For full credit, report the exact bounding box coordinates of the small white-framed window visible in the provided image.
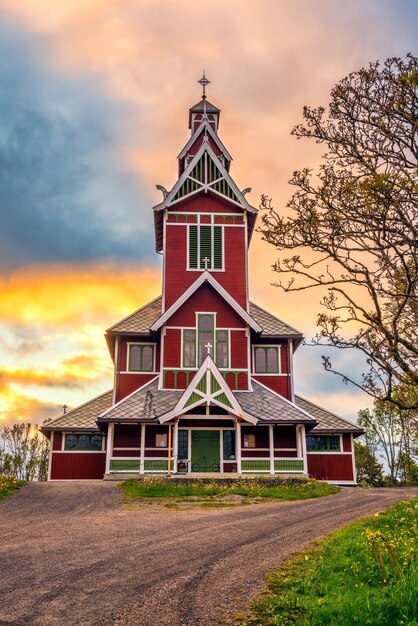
[306,436,341,452]
[254,346,280,374]
[128,344,155,372]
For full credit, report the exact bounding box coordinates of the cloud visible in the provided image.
[0,19,157,271]
[0,262,161,326]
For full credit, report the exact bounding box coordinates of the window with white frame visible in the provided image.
[183,329,196,367]
[188,224,223,270]
[254,346,280,373]
[306,435,341,452]
[182,317,230,368]
[128,344,154,372]
[64,433,103,451]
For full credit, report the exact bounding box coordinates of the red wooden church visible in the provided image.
[42,76,362,483]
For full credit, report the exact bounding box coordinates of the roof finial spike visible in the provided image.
[198,70,210,100]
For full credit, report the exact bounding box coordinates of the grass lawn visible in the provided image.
[119,477,338,508]
[0,475,26,501]
[236,497,418,626]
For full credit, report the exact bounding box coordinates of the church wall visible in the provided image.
[252,375,291,400]
[116,374,157,402]
[166,284,245,328]
[164,222,247,308]
[50,452,106,480]
[307,453,354,482]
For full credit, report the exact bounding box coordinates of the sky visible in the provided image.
[1,0,417,427]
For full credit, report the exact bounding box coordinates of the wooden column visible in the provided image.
[236,420,242,474]
[173,420,179,474]
[300,425,308,474]
[105,423,114,474]
[140,423,146,474]
[269,425,275,474]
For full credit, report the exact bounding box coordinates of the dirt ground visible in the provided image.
[1,482,417,626]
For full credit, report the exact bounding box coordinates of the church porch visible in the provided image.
[104,420,307,477]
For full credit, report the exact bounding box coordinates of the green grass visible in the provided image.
[0,475,26,501]
[119,477,339,502]
[236,498,418,626]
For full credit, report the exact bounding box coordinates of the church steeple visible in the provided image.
[188,72,220,133]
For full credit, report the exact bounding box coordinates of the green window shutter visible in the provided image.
[213,226,223,269]
[189,225,198,268]
[199,225,212,269]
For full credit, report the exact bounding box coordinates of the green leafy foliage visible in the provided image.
[120,477,338,502]
[0,475,26,500]
[237,499,418,626]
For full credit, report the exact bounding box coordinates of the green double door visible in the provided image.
[191,430,220,473]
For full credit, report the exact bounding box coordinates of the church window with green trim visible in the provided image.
[188,224,223,270]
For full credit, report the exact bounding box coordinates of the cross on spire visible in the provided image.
[202,256,210,270]
[205,341,213,355]
[198,71,210,100]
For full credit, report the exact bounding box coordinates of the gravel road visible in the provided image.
[1,482,417,626]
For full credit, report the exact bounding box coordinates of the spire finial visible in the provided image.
[198,70,210,100]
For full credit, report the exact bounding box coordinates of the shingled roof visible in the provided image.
[106,296,162,334]
[295,395,364,436]
[249,302,303,343]
[98,378,183,423]
[235,381,317,427]
[41,390,113,433]
[106,295,303,344]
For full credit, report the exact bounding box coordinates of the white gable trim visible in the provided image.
[177,120,233,161]
[159,355,257,424]
[153,140,257,214]
[150,271,262,333]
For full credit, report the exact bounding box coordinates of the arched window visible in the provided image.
[198,314,214,364]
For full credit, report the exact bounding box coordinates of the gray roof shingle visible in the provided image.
[249,302,303,339]
[43,390,113,432]
[106,295,302,341]
[295,395,363,435]
[107,296,162,334]
[235,381,317,425]
[99,379,183,422]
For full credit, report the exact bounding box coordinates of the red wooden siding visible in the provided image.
[230,331,248,369]
[187,133,223,158]
[343,434,352,452]
[164,222,247,308]
[116,374,156,402]
[167,284,246,328]
[274,426,297,448]
[163,328,182,368]
[50,453,106,480]
[52,432,62,450]
[113,425,140,447]
[145,425,169,447]
[240,426,269,448]
[252,375,291,400]
[307,454,354,481]
[180,419,235,427]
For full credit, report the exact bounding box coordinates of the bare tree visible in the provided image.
[0,423,50,481]
[260,54,418,409]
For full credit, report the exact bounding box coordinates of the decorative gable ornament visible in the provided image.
[154,141,257,212]
[159,354,257,424]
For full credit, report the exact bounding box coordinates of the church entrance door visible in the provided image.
[191,430,220,473]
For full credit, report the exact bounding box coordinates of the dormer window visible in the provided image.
[188,224,223,270]
[128,343,155,372]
